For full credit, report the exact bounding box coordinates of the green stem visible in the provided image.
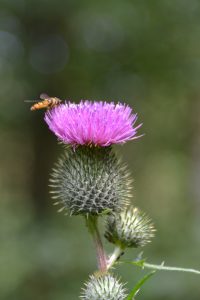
[121,259,200,275]
[85,215,107,272]
[107,245,124,270]
[143,262,200,275]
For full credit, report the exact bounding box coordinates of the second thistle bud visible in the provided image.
[81,273,127,300]
[105,206,155,248]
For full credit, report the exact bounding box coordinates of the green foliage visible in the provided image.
[126,271,156,300]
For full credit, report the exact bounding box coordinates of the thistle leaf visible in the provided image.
[126,271,156,300]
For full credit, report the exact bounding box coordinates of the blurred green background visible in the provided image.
[1,0,200,299]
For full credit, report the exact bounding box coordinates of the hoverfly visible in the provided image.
[30,93,62,111]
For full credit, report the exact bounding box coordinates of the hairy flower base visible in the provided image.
[50,146,132,215]
[105,207,155,248]
[81,273,127,300]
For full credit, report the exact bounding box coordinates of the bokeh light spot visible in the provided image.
[29,35,69,74]
[0,30,24,62]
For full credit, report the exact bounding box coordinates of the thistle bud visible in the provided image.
[105,207,155,248]
[50,146,132,215]
[80,273,127,300]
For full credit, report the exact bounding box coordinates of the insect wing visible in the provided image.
[40,93,51,100]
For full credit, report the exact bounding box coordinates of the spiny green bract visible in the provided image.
[105,206,155,248]
[49,146,132,215]
[80,273,127,300]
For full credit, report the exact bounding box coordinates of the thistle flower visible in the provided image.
[81,273,127,300]
[50,146,132,215]
[105,207,155,248]
[45,101,142,147]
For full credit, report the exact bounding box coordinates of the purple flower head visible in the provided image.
[44,101,142,147]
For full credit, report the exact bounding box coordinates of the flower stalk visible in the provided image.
[107,245,124,270]
[85,215,107,272]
